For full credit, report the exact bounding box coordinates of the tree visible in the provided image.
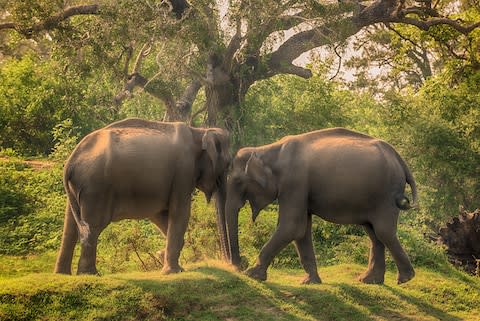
[346,3,480,92]
[1,0,479,134]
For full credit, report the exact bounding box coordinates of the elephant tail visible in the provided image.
[381,141,418,210]
[64,166,90,245]
[399,159,418,210]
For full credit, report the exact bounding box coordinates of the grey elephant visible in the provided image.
[225,128,417,284]
[55,118,230,275]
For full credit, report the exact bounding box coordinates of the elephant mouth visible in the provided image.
[197,173,226,203]
[215,175,224,190]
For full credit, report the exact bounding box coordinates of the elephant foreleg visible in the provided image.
[246,201,308,281]
[294,214,321,284]
[150,212,169,265]
[162,195,191,274]
[54,203,78,274]
[358,223,386,284]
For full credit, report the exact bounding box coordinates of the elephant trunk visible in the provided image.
[214,175,230,261]
[226,194,241,268]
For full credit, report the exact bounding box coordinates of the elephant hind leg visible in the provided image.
[76,203,108,274]
[55,203,79,274]
[358,223,386,284]
[371,209,415,284]
[77,225,105,275]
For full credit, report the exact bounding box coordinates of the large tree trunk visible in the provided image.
[204,53,239,130]
[438,207,480,276]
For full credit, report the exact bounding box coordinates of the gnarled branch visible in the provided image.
[393,17,480,35]
[0,5,99,37]
[264,17,361,79]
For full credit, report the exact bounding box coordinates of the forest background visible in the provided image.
[0,1,480,320]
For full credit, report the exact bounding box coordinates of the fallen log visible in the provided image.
[438,206,480,276]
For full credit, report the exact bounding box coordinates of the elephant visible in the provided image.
[225,128,418,285]
[54,118,230,275]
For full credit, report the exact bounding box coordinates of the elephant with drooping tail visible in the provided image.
[55,118,230,275]
[225,128,417,284]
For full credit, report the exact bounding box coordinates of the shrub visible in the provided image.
[0,158,64,255]
[98,220,164,274]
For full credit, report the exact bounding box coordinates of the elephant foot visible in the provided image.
[301,274,322,285]
[358,270,385,284]
[77,261,99,275]
[162,265,184,274]
[77,268,99,275]
[245,266,267,281]
[397,268,415,284]
[54,265,72,275]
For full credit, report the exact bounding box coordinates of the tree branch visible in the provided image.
[401,7,439,18]
[0,5,99,37]
[265,17,361,78]
[133,43,152,73]
[176,80,202,117]
[0,1,189,37]
[273,64,313,78]
[392,16,480,35]
[223,19,242,72]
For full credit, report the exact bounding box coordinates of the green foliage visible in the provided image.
[380,69,480,229]
[346,8,480,92]
[0,158,64,255]
[0,159,32,225]
[240,73,348,146]
[97,220,164,274]
[0,55,115,156]
[50,119,80,161]
[0,55,64,155]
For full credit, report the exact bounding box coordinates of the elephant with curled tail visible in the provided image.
[55,118,230,275]
[225,128,417,285]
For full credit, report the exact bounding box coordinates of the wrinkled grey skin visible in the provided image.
[55,118,230,275]
[226,128,417,285]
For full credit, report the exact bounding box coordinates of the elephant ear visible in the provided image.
[245,152,271,189]
[202,130,218,174]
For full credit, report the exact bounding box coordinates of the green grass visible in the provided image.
[1,256,479,321]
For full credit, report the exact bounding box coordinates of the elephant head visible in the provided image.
[195,128,230,201]
[193,127,231,260]
[225,149,278,267]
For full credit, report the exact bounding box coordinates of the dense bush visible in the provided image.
[0,157,64,255]
[0,55,116,156]
[0,159,33,225]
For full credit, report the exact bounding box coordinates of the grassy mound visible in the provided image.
[1,258,479,321]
